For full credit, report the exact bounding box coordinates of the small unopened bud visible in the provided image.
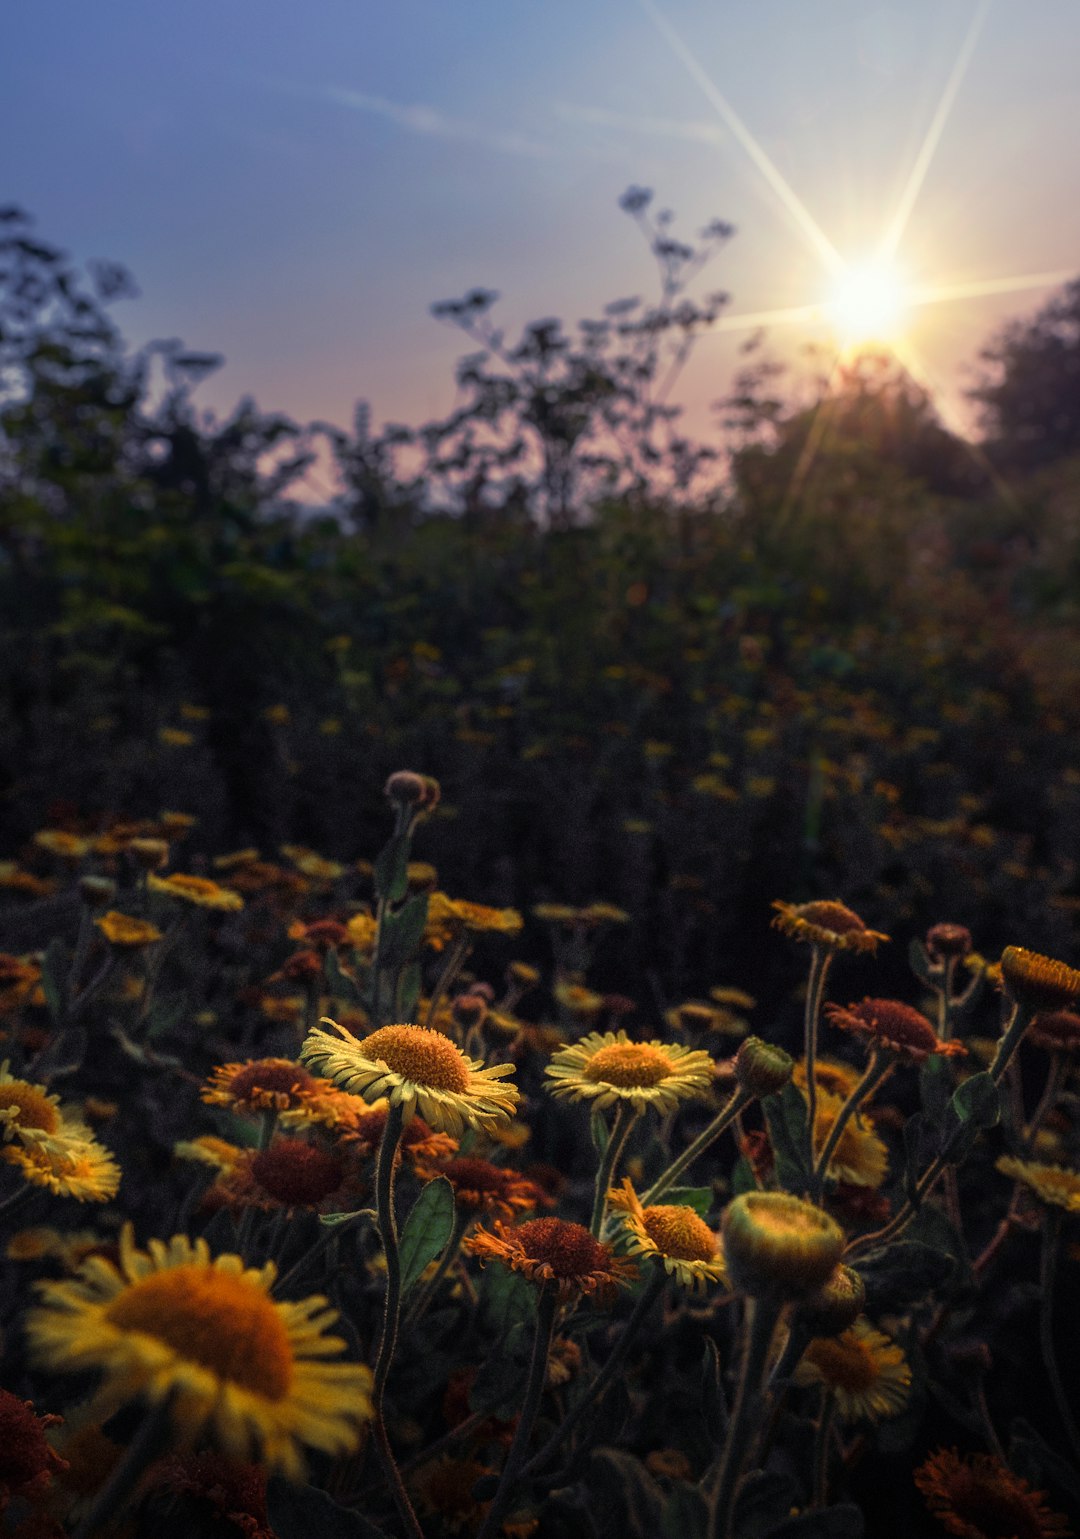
[452,993,489,1030]
[722,1192,844,1302]
[507,961,541,989]
[796,1263,865,1338]
[78,874,117,909]
[128,837,169,871]
[735,1036,794,1099]
[925,923,973,963]
[384,771,427,805]
[419,775,442,812]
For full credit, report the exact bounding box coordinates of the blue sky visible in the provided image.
[6,0,1079,469]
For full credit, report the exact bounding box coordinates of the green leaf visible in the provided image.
[324,947,361,1003]
[267,1478,389,1538]
[468,1319,531,1415]
[733,1471,798,1539]
[318,1207,375,1227]
[145,991,189,1041]
[587,1448,664,1534]
[700,1336,727,1443]
[378,891,430,970]
[949,1071,1000,1129]
[662,1484,708,1539]
[664,1186,714,1216]
[731,1155,757,1196]
[762,1083,810,1192]
[479,1257,538,1337]
[856,1240,954,1310]
[373,832,410,904]
[397,959,423,1021]
[41,936,67,1024]
[399,1176,456,1295]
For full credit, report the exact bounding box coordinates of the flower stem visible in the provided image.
[272,1208,372,1297]
[810,1050,890,1201]
[1039,1208,1080,1464]
[72,1394,174,1539]
[707,1296,784,1539]
[590,1102,638,1237]
[811,1389,837,1508]
[989,1002,1034,1085]
[475,1286,558,1539]
[1023,1056,1064,1154]
[523,1266,667,1478]
[803,947,832,1185]
[642,1090,751,1206]
[371,1101,425,1539]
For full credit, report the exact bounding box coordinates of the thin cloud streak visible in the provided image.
[552,100,725,145]
[319,85,552,159]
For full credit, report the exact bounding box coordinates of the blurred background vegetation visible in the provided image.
[4,198,1080,1013]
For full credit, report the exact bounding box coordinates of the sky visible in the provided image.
[6,0,1080,492]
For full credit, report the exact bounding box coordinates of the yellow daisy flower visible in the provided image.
[811,1089,889,1190]
[147,873,244,912]
[544,1030,714,1115]
[425,893,524,936]
[4,1131,120,1202]
[25,1226,373,1479]
[608,1180,727,1292]
[94,911,164,947]
[996,1156,1080,1212]
[771,900,889,954]
[300,1019,519,1137]
[794,1318,911,1422]
[792,1057,865,1101]
[0,1062,66,1147]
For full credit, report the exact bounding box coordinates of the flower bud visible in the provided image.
[384,771,427,805]
[796,1263,865,1337]
[128,837,169,871]
[735,1037,794,1099]
[925,923,972,963]
[1000,946,1080,1012]
[722,1191,844,1301]
[78,874,117,910]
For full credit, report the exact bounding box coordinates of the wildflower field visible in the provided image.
[3,215,1080,1538]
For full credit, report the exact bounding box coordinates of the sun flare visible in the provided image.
[827,261,909,347]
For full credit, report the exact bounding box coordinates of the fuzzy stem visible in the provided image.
[989,1002,1034,1084]
[1023,1056,1064,1155]
[802,946,832,1187]
[272,1208,371,1297]
[707,1296,783,1539]
[371,1101,425,1539]
[475,1286,558,1539]
[424,933,471,1035]
[523,1266,667,1478]
[590,1102,639,1237]
[642,1090,751,1206]
[811,1050,890,1200]
[811,1390,838,1509]
[1039,1208,1080,1463]
[72,1395,174,1539]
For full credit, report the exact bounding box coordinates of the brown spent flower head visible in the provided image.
[1028,1009,1080,1056]
[151,1452,272,1539]
[1000,946,1080,1013]
[148,872,244,911]
[301,1019,519,1137]
[0,1388,67,1516]
[925,924,974,963]
[247,1140,348,1210]
[95,911,164,948]
[735,1037,794,1099]
[722,1192,844,1301]
[825,998,966,1064]
[429,1155,542,1220]
[914,1448,1071,1539]
[413,1454,493,1533]
[772,900,889,954]
[466,1217,636,1303]
[203,1059,327,1118]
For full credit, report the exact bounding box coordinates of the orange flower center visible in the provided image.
[584,1042,673,1089]
[515,1218,610,1279]
[360,1025,471,1093]
[642,1205,717,1262]
[804,1332,878,1393]
[0,1083,60,1136]
[105,1266,293,1399]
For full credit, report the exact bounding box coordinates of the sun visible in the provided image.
[827,261,909,347]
